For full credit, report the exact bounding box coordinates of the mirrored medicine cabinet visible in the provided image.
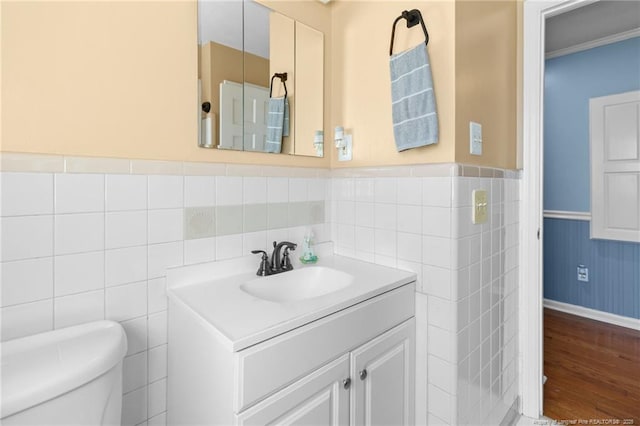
[197,0,324,157]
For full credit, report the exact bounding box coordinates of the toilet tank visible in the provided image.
[0,321,128,425]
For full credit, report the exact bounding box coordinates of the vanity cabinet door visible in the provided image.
[236,354,350,426]
[350,318,415,426]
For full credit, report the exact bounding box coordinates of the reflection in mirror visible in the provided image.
[198,0,324,157]
[243,1,275,153]
[198,0,244,150]
[263,10,295,155]
[293,21,324,157]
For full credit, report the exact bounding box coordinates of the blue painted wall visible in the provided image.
[543,38,640,318]
[543,218,640,319]
[544,37,640,212]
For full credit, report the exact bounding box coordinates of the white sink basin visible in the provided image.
[240,266,354,303]
[168,252,417,350]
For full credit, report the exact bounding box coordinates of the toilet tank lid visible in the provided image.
[0,320,128,419]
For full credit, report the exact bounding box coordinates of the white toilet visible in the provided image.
[1,320,128,425]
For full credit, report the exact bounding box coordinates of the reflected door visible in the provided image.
[244,83,269,152]
[219,80,244,150]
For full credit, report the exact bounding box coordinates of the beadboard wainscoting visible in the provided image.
[331,166,521,425]
[543,217,640,321]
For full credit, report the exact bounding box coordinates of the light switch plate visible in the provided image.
[472,189,488,224]
[470,121,482,155]
[338,135,352,162]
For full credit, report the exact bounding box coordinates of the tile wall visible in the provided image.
[0,154,521,426]
[331,165,520,425]
[0,158,330,426]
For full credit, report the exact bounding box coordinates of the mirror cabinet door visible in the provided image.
[242,0,272,152]
[294,21,324,157]
[198,0,244,150]
[199,0,324,157]
[264,11,295,154]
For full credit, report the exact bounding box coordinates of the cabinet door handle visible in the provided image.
[359,369,368,380]
[342,377,351,389]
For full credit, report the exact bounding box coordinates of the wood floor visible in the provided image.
[544,308,640,424]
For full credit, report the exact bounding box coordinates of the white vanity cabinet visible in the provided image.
[350,319,415,425]
[237,353,350,425]
[238,318,415,426]
[166,255,417,426]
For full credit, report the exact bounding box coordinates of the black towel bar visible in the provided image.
[269,72,288,98]
[389,9,429,56]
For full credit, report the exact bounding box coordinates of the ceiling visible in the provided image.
[198,0,270,59]
[545,1,640,53]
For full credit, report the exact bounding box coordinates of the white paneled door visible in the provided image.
[590,90,640,242]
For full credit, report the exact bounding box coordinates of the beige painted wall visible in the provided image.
[329,0,518,169]
[245,52,270,88]
[2,1,197,160]
[1,0,518,169]
[1,0,330,168]
[330,1,456,168]
[454,0,517,169]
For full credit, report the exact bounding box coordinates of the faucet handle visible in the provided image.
[281,245,296,271]
[251,250,272,276]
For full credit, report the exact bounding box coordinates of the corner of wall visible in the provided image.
[516,0,524,170]
[454,0,518,170]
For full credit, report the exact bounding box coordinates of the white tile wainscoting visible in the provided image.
[331,167,521,425]
[0,157,331,426]
[0,153,520,426]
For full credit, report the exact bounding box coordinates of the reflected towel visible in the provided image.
[389,43,438,151]
[265,97,290,153]
[283,99,290,137]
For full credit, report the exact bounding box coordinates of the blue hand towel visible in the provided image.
[389,43,438,151]
[265,97,289,153]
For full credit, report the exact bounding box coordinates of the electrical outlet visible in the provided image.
[577,265,589,282]
[470,121,482,155]
[472,189,488,224]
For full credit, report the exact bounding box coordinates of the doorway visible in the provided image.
[522,0,640,421]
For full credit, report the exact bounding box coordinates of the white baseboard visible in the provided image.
[544,299,640,331]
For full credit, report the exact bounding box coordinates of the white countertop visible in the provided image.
[166,252,416,352]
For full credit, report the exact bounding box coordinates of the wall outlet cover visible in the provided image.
[472,189,488,224]
[577,265,589,282]
[470,121,482,156]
